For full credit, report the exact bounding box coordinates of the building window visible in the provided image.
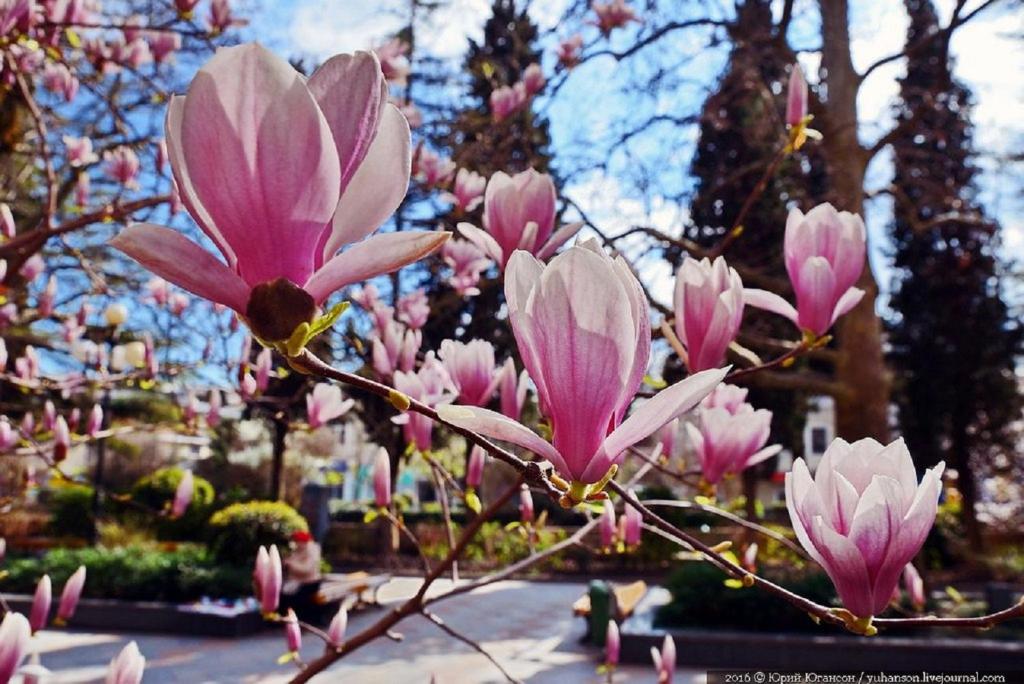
[811,427,828,455]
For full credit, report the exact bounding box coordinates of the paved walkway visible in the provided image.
[29,578,704,683]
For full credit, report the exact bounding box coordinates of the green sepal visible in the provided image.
[363,509,379,524]
[465,489,482,514]
[643,374,667,389]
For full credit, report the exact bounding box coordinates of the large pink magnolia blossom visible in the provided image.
[0,612,30,683]
[685,383,781,485]
[438,241,726,502]
[785,438,944,622]
[457,169,582,269]
[438,339,499,407]
[110,44,447,351]
[673,256,744,372]
[745,204,866,338]
[306,383,354,429]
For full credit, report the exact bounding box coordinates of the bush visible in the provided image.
[656,561,837,633]
[129,467,216,540]
[48,482,96,539]
[1,545,251,602]
[207,500,307,563]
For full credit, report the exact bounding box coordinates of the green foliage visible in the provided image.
[1,545,251,602]
[657,561,837,633]
[207,500,307,563]
[422,521,568,571]
[129,467,215,540]
[48,482,96,539]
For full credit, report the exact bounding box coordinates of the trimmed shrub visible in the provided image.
[48,482,96,539]
[207,500,307,563]
[129,467,215,540]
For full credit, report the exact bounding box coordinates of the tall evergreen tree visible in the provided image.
[887,0,1023,548]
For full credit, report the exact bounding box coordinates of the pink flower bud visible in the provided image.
[147,31,181,64]
[53,416,70,462]
[592,0,640,35]
[743,543,758,573]
[651,634,675,683]
[373,447,392,508]
[786,63,808,127]
[56,566,86,622]
[519,485,534,524]
[0,421,14,450]
[106,640,145,684]
[556,35,584,69]
[21,412,34,436]
[0,203,13,239]
[522,63,545,95]
[29,574,51,633]
[0,612,30,683]
[255,348,273,392]
[283,608,302,653]
[171,470,193,518]
[20,254,44,282]
[673,257,744,372]
[490,83,527,122]
[604,619,620,667]
[327,605,347,649]
[240,372,257,398]
[43,400,56,431]
[498,359,529,421]
[208,0,237,34]
[86,403,103,438]
[254,545,282,615]
[786,438,944,620]
[205,390,221,428]
[174,0,201,15]
[75,172,90,207]
[903,563,925,610]
[623,493,642,547]
[466,445,486,489]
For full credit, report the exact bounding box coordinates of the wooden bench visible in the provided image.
[572,579,647,622]
[317,571,391,608]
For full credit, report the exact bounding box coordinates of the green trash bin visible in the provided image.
[588,579,616,647]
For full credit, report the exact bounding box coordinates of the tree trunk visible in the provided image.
[269,416,287,501]
[819,0,892,442]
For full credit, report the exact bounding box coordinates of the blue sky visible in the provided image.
[244,0,1023,315]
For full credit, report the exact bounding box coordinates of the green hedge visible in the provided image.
[129,467,216,540]
[48,482,96,539]
[207,500,307,563]
[1,546,251,602]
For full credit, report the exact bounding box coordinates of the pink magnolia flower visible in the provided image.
[86,403,103,438]
[372,319,420,379]
[29,574,51,633]
[556,35,584,69]
[254,545,282,615]
[0,202,14,237]
[206,389,221,428]
[522,63,545,95]
[397,288,429,329]
[0,612,30,683]
[42,62,78,102]
[438,241,726,500]
[489,82,526,122]
[592,0,640,35]
[53,416,70,462]
[147,30,181,63]
[459,169,582,270]
[903,563,925,610]
[651,634,675,683]
[103,145,140,189]
[743,542,759,572]
[20,253,44,281]
[306,383,354,428]
[74,172,90,207]
[604,619,620,667]
[373,38,410,85]
[0,338,5,370]
[438,339,499,406]
[442,238,490,296]
[168,292,188,316]
[154,138,168,174]
[745,204,866,338]
[174,0,200,16]
[442,168,486,213]
[106,641,145,684]
[110,44,447,350]
[686,383,781,485]
[121,15,145,43]
[373,447,391,507]
[208,0,239,34]
[785,438,944,621]
[656,418,678,460]
[392,353,455,451]
[283,608,301,653]
[518,485,534,523]
[56,565,86,622]
[255,347,273,392]
[466,444,485,489]
[0,420,14,450]
[396,100,422,128]
[413,147,455,187]
[599,499,616,548]
[787,63,808,127]
[327,605,347,649]
[0,0,32,36]
[120,38,153,70]
[498,358,529,421]
[37,274,56,317]
[171,470,193,518]
[146,277,169,306]
[673,257,744,372]
[43,400,56,431]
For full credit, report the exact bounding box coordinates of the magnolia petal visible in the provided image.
[592,367,728,481]
[746,443,783,467]
[830,287,866,326]
[813,516,875,618]
[305,230,449,305]
[535,221,585,260]
[110,224,250,313]
[435,404,570,477]
[743,288,798,323]
[457,222,504,264]
[322,104,411,261]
